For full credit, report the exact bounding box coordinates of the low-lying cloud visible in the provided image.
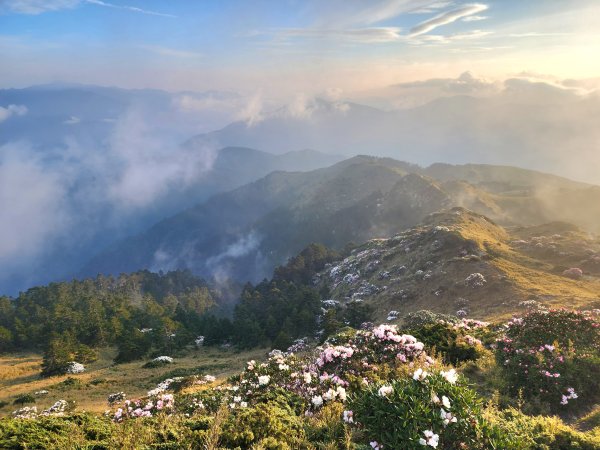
[0,104,27,122]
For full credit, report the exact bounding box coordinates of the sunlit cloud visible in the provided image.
[269,27,403,44]
[409,3,489,36]
[462,15,487,22]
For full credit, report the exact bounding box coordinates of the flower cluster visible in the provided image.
[65,362,85,374]
[108,392,126,405]
[496,309,600,410]
[113,394,174,421]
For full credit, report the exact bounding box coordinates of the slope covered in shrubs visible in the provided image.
[2,309,600,449]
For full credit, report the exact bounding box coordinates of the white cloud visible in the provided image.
[409,2,454,14]
[462,15,487,22]
[0,0,78,14]
[0,142,68,265]
[84,0,175,17]
[63,115,80,125]
[237,92,265,127]
[393,71,497,94]
[317,0,433,27]
[409,3,489,36]
[270,27,403,44]
[1,0,175,17]
[412,29,493,44]
[0,104,27,122]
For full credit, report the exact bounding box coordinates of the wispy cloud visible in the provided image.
[84,0,176,18]
[412,29,493,44]
[139,45,202,58]
[315,0,432,27]
[0,0,175,17]
[0,0,78,14]
[410,3,488,36]
[271,27,403,44]
[462,15,487,22]
[409,2,454,14]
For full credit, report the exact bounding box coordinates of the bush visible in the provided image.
[349,369,515,449]
[403,310,459,329]
[13,394,35,405]
[143,356,174,369]
[495,309,600,413]
[409,322,486,365]
[489,408,600,449]
[220,402,307,449]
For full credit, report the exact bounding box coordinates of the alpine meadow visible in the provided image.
[2,1,600,449]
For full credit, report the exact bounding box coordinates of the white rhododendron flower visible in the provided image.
[378,385,393,397]
[440,368,458,384]
[419,430,439,447]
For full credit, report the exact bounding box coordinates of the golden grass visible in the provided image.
[0,346,267,417]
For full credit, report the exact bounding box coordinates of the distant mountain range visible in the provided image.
[81,155,600,286]
[186,87,600,185]
[3,82,600,294]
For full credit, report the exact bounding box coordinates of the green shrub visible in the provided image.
[489,407,600,449]
[13,394,35,405]
[495,309,600,413]
[220,402,307,449]
[409,322,486,365]
[349,370,516,449]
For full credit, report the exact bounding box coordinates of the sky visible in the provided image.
[1,0,600,97]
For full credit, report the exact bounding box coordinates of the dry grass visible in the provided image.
[0,346,266,417]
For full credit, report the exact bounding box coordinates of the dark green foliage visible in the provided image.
[1,270,222,368]
[0,413,114,449]
[409,322,485,365]
[13,394,35,405]
[233,280,321,349]
[495,309,600,414]
[350,374,517,449]
[341,301,374,329]
[114,328,153,363]
[273,243,340,285]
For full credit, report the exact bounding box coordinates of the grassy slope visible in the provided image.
[0,347,267,417]
[318,208,600,322]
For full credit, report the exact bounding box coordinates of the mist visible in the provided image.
[2,72,600,294]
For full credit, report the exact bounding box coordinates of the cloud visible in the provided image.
[84,0,175,17]
[409,3,488,36]
[237,92,265,127]
[0,104,27,122]
[268,27,403,44]
[63,115,80,125]
[0,142,68,266]
[105,108,218,208]
[409,2,454,14]
[412,29,493,44]
[1,0,175,17]
[462,15,487,22]
[0,0,78,14]
[393,71,496,94]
